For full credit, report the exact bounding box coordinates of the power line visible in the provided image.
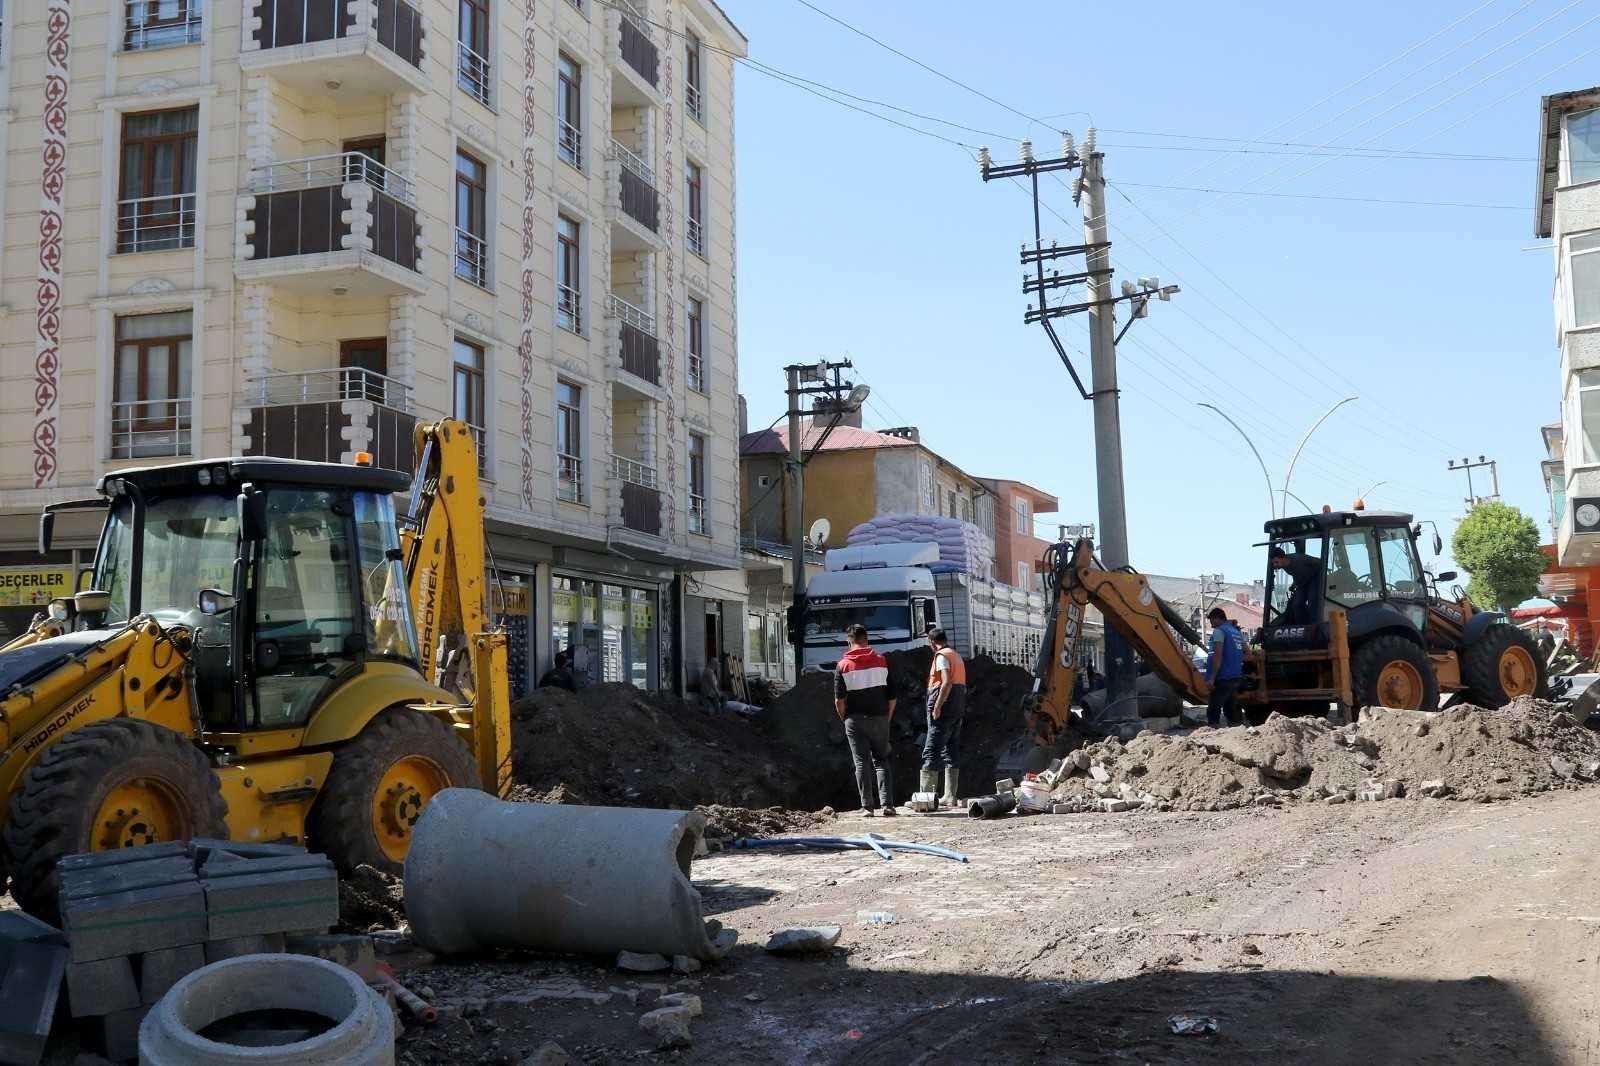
[1097,127,1533,160]
[1109,181,1520,210]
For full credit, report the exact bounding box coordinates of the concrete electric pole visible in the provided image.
[1447,456,1500,511]
[980,130,1178,735]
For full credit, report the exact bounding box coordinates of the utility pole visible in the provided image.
[1447,456,1500,511]
[980,130,1178,735]
[783,359,868,666]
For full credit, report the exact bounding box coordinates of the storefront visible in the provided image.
[0,550,94,643]
[491,571,533,699]
[550,574,661,689]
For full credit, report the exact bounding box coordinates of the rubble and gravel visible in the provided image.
[337,863,407,932]
[1042,697,1600,813]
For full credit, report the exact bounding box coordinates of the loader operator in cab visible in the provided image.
[1270,546,1322,626]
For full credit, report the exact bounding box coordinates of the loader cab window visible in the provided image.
[99,493,238,626]
[1326,528,1380,611]
[353,492,419,666]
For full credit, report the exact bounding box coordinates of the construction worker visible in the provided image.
[1270,546,1322,625]
[1205,606,1245,728]
[921,628,967,807]
[834,624,897,816]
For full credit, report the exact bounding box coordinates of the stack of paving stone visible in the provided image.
[57,838,339,1062]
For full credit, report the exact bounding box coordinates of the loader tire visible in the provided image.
[3,718,227,922]
[1462,624,1547,708]
[308,708,479,876]
[1351,634,1439,714]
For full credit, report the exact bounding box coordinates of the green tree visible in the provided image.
[1450,501,1548,612]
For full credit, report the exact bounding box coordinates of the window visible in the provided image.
[685,29,704,123]
[454,149,488,287]
[685,160,705,257]
[112,310,192,459]
[118,107,198,252]
[1570,232,1600,328]
[1326,529,1379,609]
[556,216,582,333]
[557,380,583,502]
[342,137,387,190]
[920,460,934,511]
[1377,526,1423,600]
[1017,562,1029,588]
[458,0,491,105]
[689,432,708,534]
[1569,109,1600,185]
[452,338,486,467]
[125,0,201,51]
[1014,495,1029,528]
[557,54,583,169]
[947,489,958,518]
[339,338,390,402]
[687,296,706,392]
[1573,371,1600,465]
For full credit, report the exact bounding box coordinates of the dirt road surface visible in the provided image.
[398,791,1600,1065]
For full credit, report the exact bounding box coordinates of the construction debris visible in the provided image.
[764,927,842,954]
[0,910,67,1066]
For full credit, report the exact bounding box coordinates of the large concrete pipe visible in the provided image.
[139,953,393,1065]
[405,789,730,960]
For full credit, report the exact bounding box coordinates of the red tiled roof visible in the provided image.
[740,423,918,456]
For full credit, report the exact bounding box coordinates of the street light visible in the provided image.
[1282,397,1357,521]
[1197,402,1276,519]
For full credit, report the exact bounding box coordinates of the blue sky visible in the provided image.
[729,0,1595,584]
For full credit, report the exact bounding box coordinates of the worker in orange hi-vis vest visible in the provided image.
[921,628,967,808]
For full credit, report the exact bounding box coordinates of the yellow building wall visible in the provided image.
[801,450,878,549]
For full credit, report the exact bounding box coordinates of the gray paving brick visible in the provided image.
[0,937,67,1066]
[185,838,307,864]
[136,943,204,1005]
[0,910,65,947]
[58,856,195,901]
[196,851,328,880]
[284,933,377,981]
[61,880,207,963]
[201,861,338,939]
[204,932,285,964]
[66,955,139,1018]
[96,1005,148,1063]
[55,842,188,875]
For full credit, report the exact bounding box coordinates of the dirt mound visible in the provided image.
[1044,698,1600,812]
[695,804,836,841]
[339,863,406,932]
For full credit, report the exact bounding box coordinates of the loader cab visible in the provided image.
[1261,510,1428,648]
[88,458,419,733]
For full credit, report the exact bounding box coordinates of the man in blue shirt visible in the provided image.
[1205,607,1246,728]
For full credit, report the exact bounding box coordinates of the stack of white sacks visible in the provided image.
[845,514,994,575]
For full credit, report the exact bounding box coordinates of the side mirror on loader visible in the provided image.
[197,588,236,616]
[1436,571,1458,583]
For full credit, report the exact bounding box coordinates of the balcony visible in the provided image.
[110,398,193,460]
[237,152,425,295]
[607,0,658,107]
[241,0,429,98]
[117,192,197,254]
[610,454,661,537]
[124,1,203,51]
[606,140,659,251]
[607,294,660,389]
[238,367,416,471]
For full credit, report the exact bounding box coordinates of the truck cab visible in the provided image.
[800,543,940,672]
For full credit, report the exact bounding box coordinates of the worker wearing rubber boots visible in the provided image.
[922,628,967,807]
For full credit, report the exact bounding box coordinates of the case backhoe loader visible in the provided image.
[0,419,509,919]
[1021,508,1547,754]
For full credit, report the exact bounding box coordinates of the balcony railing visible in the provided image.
[609,453,657,488]
[111,398,193,460]
[117,193,197,253]
[607,294,659,384]
[689,493,707,535]
[621,481,661,536]
[557,284,583,334]
[609,140,659,233]
[252,151,415,204]
[616,1,658,87]
[457,41,490,105]
[686,215,705,258]
[455,228,487,287]
[125,1,202,50]
[251,0,424,69]
[685,82,704,124]
[558,120,583,170]
[558,453,584,503]
[246,367,412,411]
[245,155,419,272]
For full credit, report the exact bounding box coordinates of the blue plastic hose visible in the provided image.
[730,833,969,863]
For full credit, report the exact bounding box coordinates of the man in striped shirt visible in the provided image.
[834,624,898,817]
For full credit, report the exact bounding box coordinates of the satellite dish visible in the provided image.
[808,518,832,548]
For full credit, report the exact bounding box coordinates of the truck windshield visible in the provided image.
[806,603,912,642]
[100,493,238,625]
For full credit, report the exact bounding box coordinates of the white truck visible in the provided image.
[800,542,1045,672]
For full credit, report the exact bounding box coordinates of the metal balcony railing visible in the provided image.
[685,82,704,124]
[609,453,656,487]
[615,0,658,87]
[609,140,659,233]
[689,493,707,535]
[686,215,705,257]
[252,151,415,204]
[557,284,583,334]
[245,367,413,411]
[117,192,197,253]
[558,119,584,170]
[455,228,487,287]
[558,453,584,502]
[606,293,654,336]
[111,397,193,459]
[124,1,202,50]
[609,138,654,186]
[252,0,424,69]
[607,294,659,384]
[457,41,490,105]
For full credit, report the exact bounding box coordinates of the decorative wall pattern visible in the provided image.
[34,1,73,489]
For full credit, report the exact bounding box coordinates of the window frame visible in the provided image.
[124,0,201,52]
[685,159,705,258]
[556,380,584,503]
[1568,230,1600,330]
[451,337,487,469]
[1572,369,1600,466]
[454,148,489,287]
[685,29,704,124]
[114,310,192,431]
[1565,107,1600,187]
[118,106,200,253]
[686,295,706,393]
[557,53,583,170]
[688,431,708,535]
[556,215,583,334]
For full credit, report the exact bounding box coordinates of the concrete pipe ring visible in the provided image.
[139,953,394,1066]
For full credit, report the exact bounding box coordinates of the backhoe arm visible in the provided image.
[400,420,512,798]
[1025,539,1210,746]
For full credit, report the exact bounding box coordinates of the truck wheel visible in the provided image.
[3,718,227,922]
[309,708,480,876]
[1462,625,1547,708]
[1351,634,1439,713]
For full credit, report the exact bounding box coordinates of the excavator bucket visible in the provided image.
[1570,675,1600,726]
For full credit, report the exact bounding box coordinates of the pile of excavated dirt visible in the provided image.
[1044,697,1600,813]
[694,804,836,841]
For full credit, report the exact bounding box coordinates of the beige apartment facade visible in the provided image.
[0,0,747,694]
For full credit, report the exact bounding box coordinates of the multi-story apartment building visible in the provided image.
[0,0,748,694]
[1538,84,1600,568]
[976,477,1057,591]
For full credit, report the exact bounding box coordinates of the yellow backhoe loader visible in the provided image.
[1022,508,1547,754]
[0,419,508,919]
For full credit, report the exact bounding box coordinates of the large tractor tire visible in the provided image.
[1462,624,1548,708]
[308,708,479,876]
[1351,634,1440,714]
[3,718,227,922]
